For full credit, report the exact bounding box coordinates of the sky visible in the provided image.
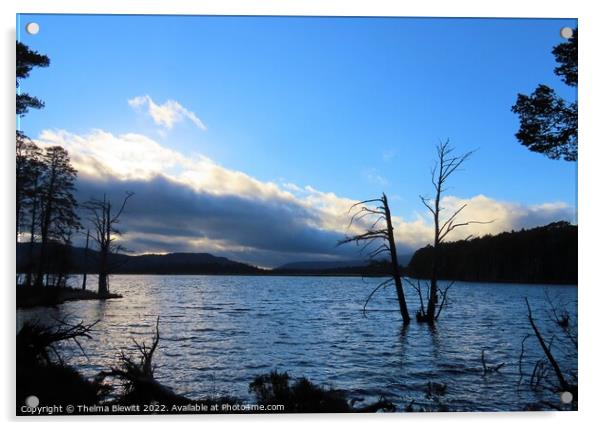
[17,14,578,268]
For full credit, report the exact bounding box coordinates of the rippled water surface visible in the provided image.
[17,275,577,411]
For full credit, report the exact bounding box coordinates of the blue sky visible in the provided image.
[17,15,578,266]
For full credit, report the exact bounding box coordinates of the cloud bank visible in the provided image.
[35,129,575,267]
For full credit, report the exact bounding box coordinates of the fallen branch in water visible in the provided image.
[480,349,505,376]
[523,297,577,408]
[525,298,570,391]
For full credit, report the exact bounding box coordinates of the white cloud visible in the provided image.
[435,195,575,241]
[34,128,575,257]
[37,129,294,205]
[128,95,207,131]
[36,129,185,181]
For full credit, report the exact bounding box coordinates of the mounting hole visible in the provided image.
[25,395,39,408]
[560,27,573,40]
[25,22,40,35]
[560,391,573,404]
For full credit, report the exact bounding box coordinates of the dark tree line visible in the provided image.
[16,137,133,293]
[16,42,81,288]
[16,41,133,295]
[16,138,81,287]
[408,221,577,285]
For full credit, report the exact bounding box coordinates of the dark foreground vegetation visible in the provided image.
[408,222,577,284]
[17,319,398,415]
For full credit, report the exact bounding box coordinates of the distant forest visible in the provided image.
[407,221,577,284]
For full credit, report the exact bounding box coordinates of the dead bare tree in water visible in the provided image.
[84,192,134,296]
[418,140,492,323]
[338,193,411,324]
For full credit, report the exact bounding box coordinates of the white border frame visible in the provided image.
[2,1,600,429]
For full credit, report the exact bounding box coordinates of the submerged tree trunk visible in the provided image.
[35,196,53,288]
[97,200,112,296]
[81,230,90,290]
[98,242,110,296]
[98,258,109,295]
[98,272,108,296]
[383,195,411,324]
[426,187,441,323]
[25,187,38,288]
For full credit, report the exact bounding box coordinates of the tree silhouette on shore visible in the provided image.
[512,29,577,161]
[16,41,49,116]
[17,42,81,288]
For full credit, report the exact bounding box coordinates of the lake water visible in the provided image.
[16,275,577,411]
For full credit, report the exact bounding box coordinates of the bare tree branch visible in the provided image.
[339,194,411,323]
[434,281,454,320]
[419,195,435,216]
[110,191,134,224]
[481,349,505,375]
[362,279,394,317]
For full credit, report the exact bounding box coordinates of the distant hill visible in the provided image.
[407,221,577,284]
[276,252,413,273]
[16,243,265,275]
[17,244,416,278]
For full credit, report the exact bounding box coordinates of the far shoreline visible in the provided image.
[17,272,578,286]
